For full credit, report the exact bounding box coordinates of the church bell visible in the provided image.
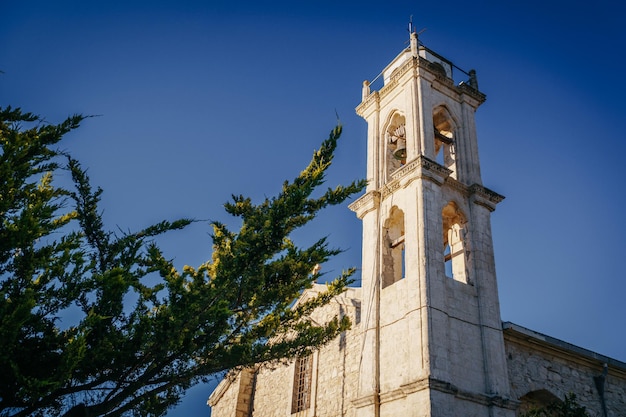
[391,124,407,160]
[393,138,407,160]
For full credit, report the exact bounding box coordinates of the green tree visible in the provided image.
[521,393,590,417]
[0,107,365,417]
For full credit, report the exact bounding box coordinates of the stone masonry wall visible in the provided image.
[246,286,362,417]
[504,325,626,417]
[210,370,253,417]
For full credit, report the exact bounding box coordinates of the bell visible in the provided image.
[393,138,407,160]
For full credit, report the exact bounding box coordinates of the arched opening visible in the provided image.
[382,206,405,288]
[385,113,407,181]
[433,106,456,177]
[442,202,469,283]
[517,389,561,415]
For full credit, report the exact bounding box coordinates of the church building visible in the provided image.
[208,32,626,417]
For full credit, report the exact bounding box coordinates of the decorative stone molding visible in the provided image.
[469,183,505,212]
[359,377,520,410]
[381,181,401,200]
[395,155,452,185]
[378,77,399,102]
[503,322,626,379]
[356,91,380,117]
[458,81,487,104]
[352,394,378,408]
[348,191,380,219]
[443,176,470,196]
[405,377,519,410]
[389,57,415,84]
[376,156,453,201]
[207,376,230,406]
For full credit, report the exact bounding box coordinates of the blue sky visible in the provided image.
[2,1,625,415]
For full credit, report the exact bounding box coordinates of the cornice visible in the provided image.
[207,376,230,406]
[389,57,415,83]
[469,184,505,212]
[355,91,380,117]
[395,155,452,185]
[443,176,469,196]
[381,180,401,200]
[372,376,519,410]
[352,394,377,409]
[208,369,247,406]
[357,54,486,117]
[374,156,453,202]
[378,77,399,103]
[458,81,487,105]
[348,190,380,219]
[503,322,626,378]
[378,56,417,105]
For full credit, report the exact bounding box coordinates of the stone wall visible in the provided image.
[210,299,626,417]
[251,286,362,417]
[503,322,626,417]
[209,368,255,417]
[209,285,362,417]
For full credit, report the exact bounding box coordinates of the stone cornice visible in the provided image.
[208,368,252,406]
[424,378,520,410]
[348,190,380,219]
[394,57,416,81]
[402,377,519,410]
[443,176,470,196]
[350,161,503,212]
[355,377,519,411]
[352,393,377,409]
[378,77,399,103]
[371,56,418,106]
[469,184,505,212]
[349,156,455,203]
[458,81,487,105]
[207,376,230,406]
[391,155,452,186]
[503,322,626,378]
[357,54,486,116]
[381,181,401,200]
[356,90,380,117]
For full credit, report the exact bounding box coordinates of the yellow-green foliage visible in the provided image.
[0,108,365,417]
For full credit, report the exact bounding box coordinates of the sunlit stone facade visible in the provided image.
[208,35,626,417]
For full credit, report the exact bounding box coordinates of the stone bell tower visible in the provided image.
[349,32,517,417]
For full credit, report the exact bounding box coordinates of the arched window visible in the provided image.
[385,113,407,181]
[433,107,456,177]
[382,207,405,288]
[442,202,469,283]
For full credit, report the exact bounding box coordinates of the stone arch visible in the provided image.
[383,111,407,181]
[517,389,561,415]
[382,206,405,288]
[442,201,469,283]
[433,106,457,177]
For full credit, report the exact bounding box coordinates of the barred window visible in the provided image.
[291,355,313,414]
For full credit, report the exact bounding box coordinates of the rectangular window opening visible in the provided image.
[291,356,313,414]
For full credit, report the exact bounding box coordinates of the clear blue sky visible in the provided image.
[2,1,625,416]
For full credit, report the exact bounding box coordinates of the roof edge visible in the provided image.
[502,321,626,372]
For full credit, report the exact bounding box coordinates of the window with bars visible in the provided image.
[291,355,313,414]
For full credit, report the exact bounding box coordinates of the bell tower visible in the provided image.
[349,32,517,416]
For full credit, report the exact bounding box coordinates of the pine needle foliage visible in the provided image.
[0,107,366,417]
